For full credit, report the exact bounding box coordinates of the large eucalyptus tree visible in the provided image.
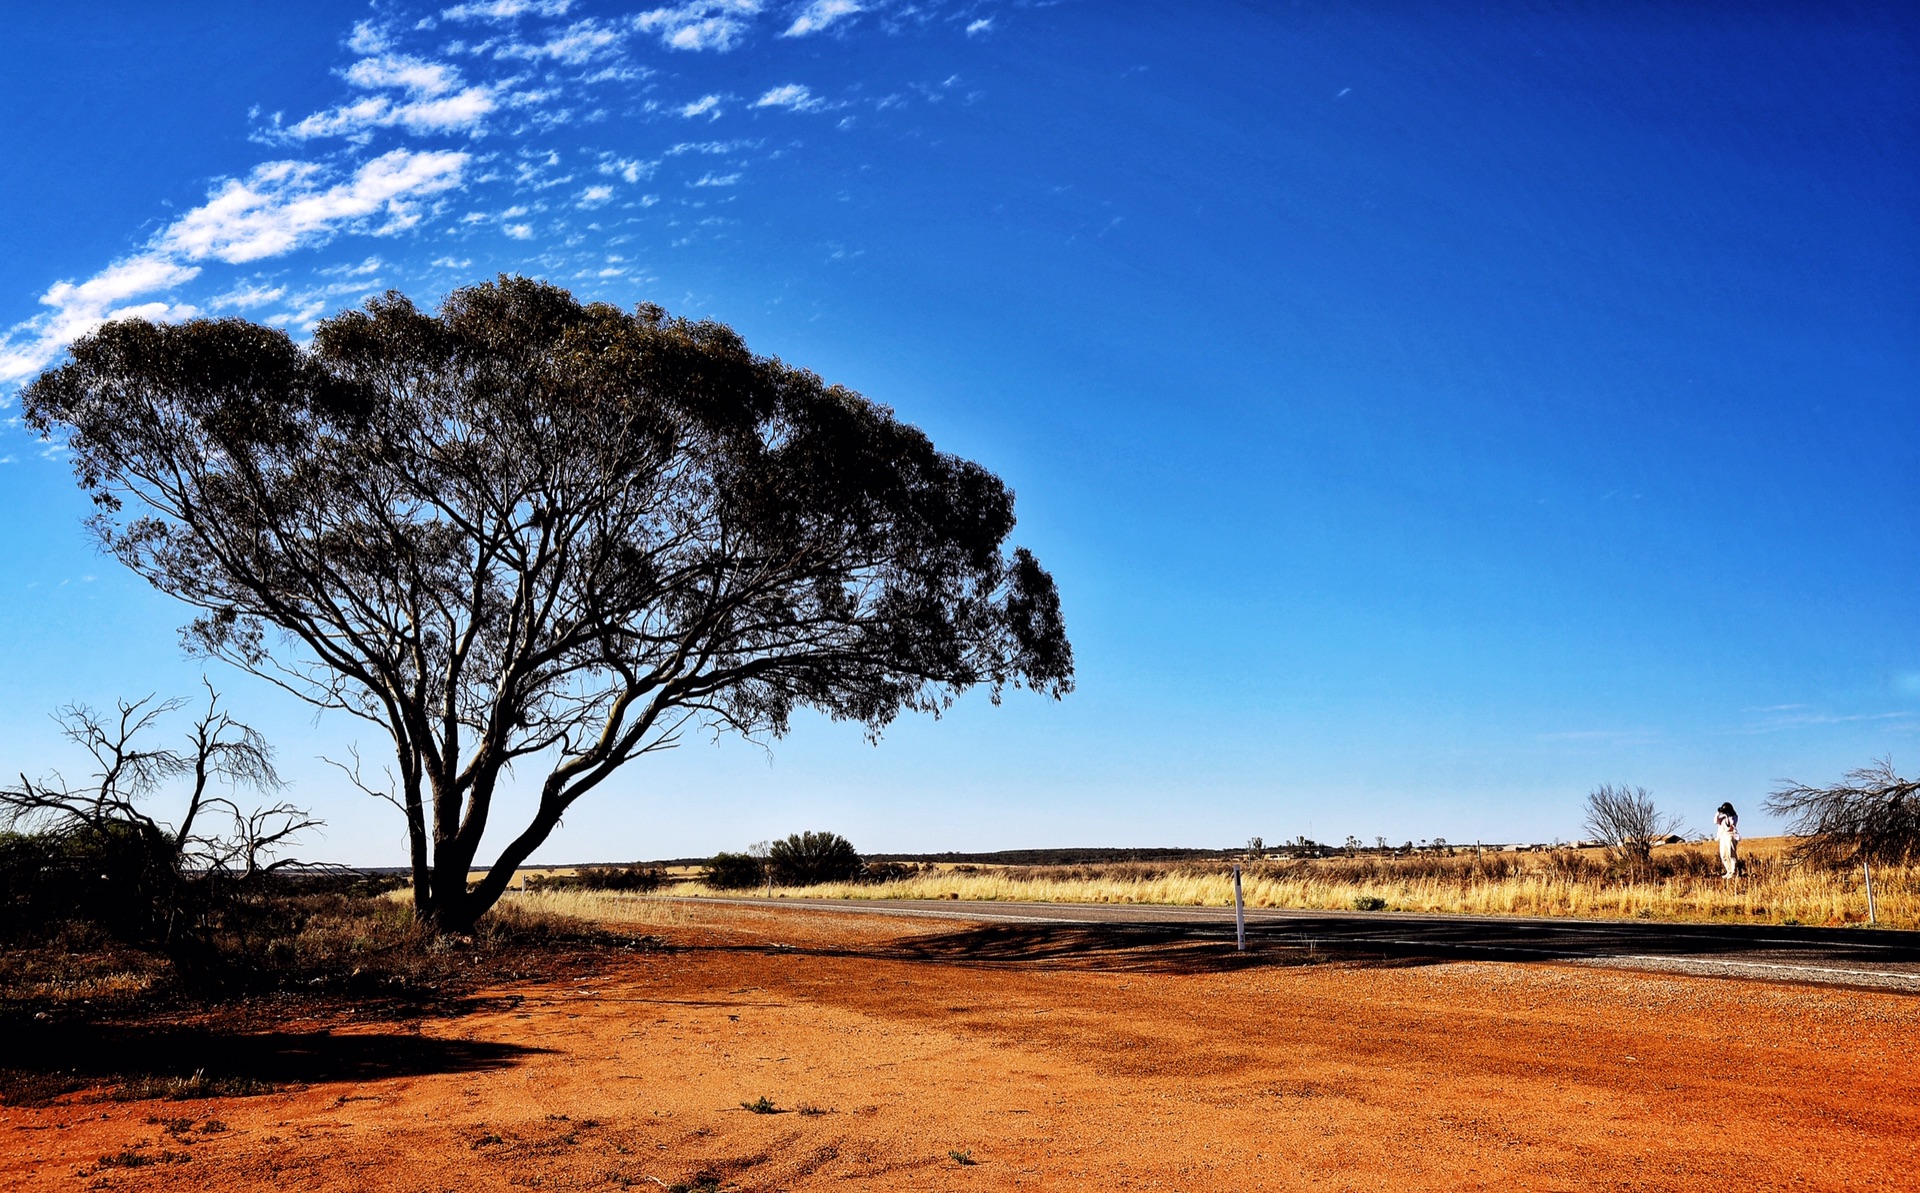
[25,277,1071,932]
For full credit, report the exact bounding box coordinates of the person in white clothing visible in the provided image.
[1714,802,1740,879]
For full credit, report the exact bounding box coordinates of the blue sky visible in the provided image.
[1,1,1915,864]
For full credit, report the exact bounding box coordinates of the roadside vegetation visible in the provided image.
[654,842,1914,929]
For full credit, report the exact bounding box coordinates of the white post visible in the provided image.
[1864,858,1878,925]
[1232,864,1247,952]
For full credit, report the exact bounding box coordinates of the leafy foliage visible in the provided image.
[24,277,1072,932]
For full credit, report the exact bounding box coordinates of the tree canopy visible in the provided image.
[24,276,1072,932]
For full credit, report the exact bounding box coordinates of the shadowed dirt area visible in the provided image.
[4,901,1916,1190]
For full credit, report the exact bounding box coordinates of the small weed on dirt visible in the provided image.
[796,1102,833,1116]
[97,1147,190,1169]
[739,1095,781,1114]
[949,1148,978,1165]
[113,1069,274,1102]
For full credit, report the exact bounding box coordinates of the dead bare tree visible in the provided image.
[1582,784,1681,881]
[1766,758,1920,866]
[1,683,317,894]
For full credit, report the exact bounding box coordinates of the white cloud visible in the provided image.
[344,54,463,95]
[276,55,497,140]
[577,184,614,207]
[159,150,470,264]
[665,138,759,155]
[965,18,993,36]
[0,144,472,384]
[347,20,393,53]
[597,155,657,182]
[441,0,572,20]
[284,90,498,140]
[679,94,723,119]
[0,255,202,383]
[634,0,762,52]
[209,282,288,310]
[493,19,629,64]
[692,172,741,186]
[504,223,536,238]
[319,255,386,277]
[755,83,822,111]
[783,0,860,38]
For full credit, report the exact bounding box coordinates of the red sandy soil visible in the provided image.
[4,903,1916,1191]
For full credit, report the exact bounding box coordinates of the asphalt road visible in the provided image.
[693,896,1920,992]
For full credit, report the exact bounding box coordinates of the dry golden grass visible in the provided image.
[647,839,1913,930]
[494,888,703,929]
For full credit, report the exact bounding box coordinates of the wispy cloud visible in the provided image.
[1732,707,1920,735]
[597,154,658,182]
[0,256,201,383]
[783,0,861,38]
[666,138,761,155]
[491,19,631,64]
[755,83,822,112]
[0,150,465,383]
[965,17,992,36]
[159,151,469,263]
[635,0,763,52]
[272,55,498,141]
[1,0,1004,395]
[441,0,573,20]
[209,282,288,310]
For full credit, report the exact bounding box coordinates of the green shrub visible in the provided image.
[526,865,665,893]
[767,831,862,886]
[1350,895,1389,911]
[702,852,765,890]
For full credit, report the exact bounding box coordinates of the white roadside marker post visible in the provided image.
[1864,858,1878,925]
[1232,864,1247,952]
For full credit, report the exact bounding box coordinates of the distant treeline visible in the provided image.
[861,847,1244,866]
[346,847,1260,872]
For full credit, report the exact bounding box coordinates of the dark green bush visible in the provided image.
[0,824,183,947]
[525,865,665,893]
[767,831,862,886]
[701,852,765,890]
[858,860,926,884]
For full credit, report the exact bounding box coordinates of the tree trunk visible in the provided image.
[463,798,570,925]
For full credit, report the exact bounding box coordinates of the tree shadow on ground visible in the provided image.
[803,915,1920,986]
[1,1017,551,1107]
[754,921,1449,976]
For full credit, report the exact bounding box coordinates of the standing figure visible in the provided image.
[1714,802,1740,879]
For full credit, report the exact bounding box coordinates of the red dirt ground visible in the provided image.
[5,903,1916,1191]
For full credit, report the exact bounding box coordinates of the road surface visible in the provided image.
[685,895,1920,991]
